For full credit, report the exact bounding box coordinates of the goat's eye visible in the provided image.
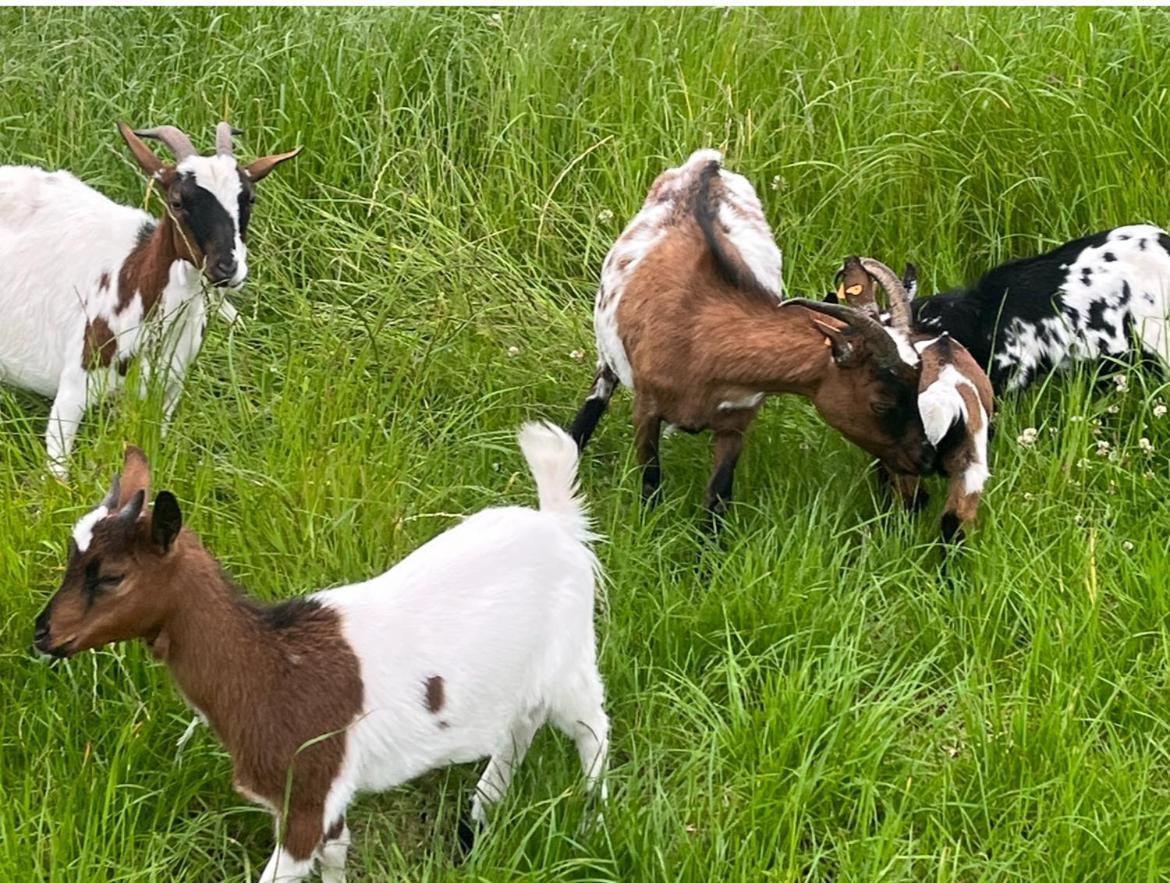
[871,400,895,416]
[169,197,183,211]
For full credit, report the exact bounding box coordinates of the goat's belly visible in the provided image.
[0,319,66,396]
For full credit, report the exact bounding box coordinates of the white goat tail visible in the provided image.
[518,421,590,539]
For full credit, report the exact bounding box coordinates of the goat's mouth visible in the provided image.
[31,637,74,661]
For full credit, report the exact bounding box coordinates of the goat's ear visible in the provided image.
[812,319,855,366]
[902,263,918,295]
[118,122,166,178]
[118,445,152,509]
[243,147,301,183]
[151,491,183,552]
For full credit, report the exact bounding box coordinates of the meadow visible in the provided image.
[4,6,1170,881]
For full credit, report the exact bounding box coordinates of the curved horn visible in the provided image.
[859,257,912,333]
[118,489,146,524]
[780,298,907,369]
[132,125,196,161]
[216,122,242,156]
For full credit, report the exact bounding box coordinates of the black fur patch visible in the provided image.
[175,172,236,274]
[693,161,774,302]
[251,596,326,630]
[1086,299,1116,336]
[940,511,963,544]
[569,397,609,450]
[1104,251,1117,262]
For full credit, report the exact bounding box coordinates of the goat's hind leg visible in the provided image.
[568,365,618,450]
[460,713,542,856]
[632,396,663,506]
[550,667,610,821]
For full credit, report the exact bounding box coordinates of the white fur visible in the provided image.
[964,403,990,495]
[0,163,240,477]
[70,504,109,552]
[593,149,782,391]
[992,224,1170,391]
[718,392,765,412]
[222,423,606,883]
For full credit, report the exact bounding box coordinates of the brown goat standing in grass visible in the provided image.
[568,150,934,522]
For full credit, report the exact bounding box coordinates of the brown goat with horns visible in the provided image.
[568,149,934,521]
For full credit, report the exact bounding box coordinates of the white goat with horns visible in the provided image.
[0,121,299,477]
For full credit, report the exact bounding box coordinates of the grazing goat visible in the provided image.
[910,225,1170,393]
[34,428,607,883]
[568,149,933,519]
[0,122,299,477]
[836,257,994,544]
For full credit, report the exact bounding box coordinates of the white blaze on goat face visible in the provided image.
[70,505,110,553]
[593,149,782,390]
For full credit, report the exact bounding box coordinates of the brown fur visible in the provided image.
[36,449,363,863]
[424,675,445,713]
[81,317,117,368]
[613,223,930,511]
[115,180,203,318]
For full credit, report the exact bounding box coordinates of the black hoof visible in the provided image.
[456,813,482,862]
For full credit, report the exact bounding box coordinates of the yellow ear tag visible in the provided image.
[846,284,863,297]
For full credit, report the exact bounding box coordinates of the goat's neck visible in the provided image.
[151,554,279,751]
[697,299,835,395]
[121,212,202,318]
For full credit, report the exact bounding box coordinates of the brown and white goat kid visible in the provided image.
[0,122,298,477]
[838,257,994,544]
[34,429,607,883]
[568,149,933,518]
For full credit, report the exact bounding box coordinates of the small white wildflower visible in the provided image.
[1145,470,1156,480]
[1113,374,1129,393]
[491,462,500,472]
[1048,426,1059,436]
[1123,541,1135,552]
[569,349,585,362]
[1076,458,1090,469]
[1017,427,1039,446]
[1074,513,1084,523]
[487,12,503,26]
[507,345,520,358]
[1024,492,1034,501]
[1070,415,1085,423]
[770,174,783,191]
[1096,439,1111,456]
[1107,404,1120,415]
[1139,437,1154,455]
[1154,404,1167,418]
[596,208,614,224]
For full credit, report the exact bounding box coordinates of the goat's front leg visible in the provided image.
[258,808,322,883]
[704,429,744,522]
[318,815,350,883]
[45,369,91,480]
[941,480,981,546]
[632,396,662,505]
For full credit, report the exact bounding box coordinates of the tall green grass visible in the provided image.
[3,7,1170,881]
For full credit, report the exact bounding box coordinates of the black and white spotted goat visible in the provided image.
[911,225,1170,393]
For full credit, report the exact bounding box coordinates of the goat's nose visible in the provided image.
[212,258,238,281]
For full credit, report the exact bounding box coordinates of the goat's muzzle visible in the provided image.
[32,605,71,661]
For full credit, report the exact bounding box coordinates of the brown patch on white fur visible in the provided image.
[34,448,363,864]
[424,675,445,713]
[81,317,117,368]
